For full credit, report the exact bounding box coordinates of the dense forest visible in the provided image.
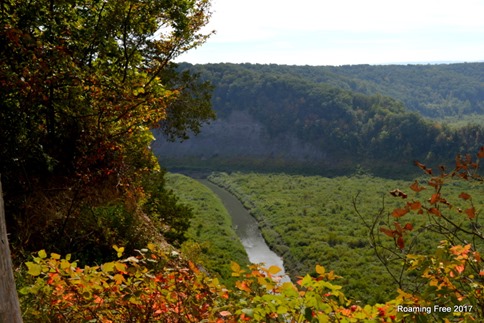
[154,62,484,177]
[200,63,484,118]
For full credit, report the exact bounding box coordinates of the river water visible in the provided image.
[198,179,288,280]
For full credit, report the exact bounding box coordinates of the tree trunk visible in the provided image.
[0,176,23,323]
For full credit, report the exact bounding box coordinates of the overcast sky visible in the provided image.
[176,0,484,66]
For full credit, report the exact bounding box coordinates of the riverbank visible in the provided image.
[165,173,288,284]
[198,179,287,281]
[164,173,250,285]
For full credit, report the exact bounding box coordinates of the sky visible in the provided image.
[176,0,484,66]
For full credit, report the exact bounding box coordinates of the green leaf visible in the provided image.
[19,287,31,295]
[301,274,313,287]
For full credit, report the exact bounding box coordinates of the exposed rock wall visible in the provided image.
[152,110,327,168]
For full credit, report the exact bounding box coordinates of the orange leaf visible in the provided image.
[473,251,481,262]
[429,208,441,216]
[455,264,465,274]
[392,207,409,218]
[113,274,125,285]
[380,227,395,238]
[430,193,440,205]
[478,146,484,159]
[236,281,251,293]
[465,207,476,219]
[458,192,472,200]
[450,244,471,256]
[407,201,422,210]
[410,180,426,192]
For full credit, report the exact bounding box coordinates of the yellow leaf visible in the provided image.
[231,261,240,273]
[268,265,281,275]
[113,245,125,258]
[26,262,42,276]
[102,262,116,273]
[60,259,71,270]
[315,264,325,275]
[38,250,47,259]
[113,274,125,285]
[114,262,127,273]
[51,253,61,260]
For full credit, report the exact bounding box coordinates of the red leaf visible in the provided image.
[429,208,441,216]
[404,223,414,231]
[409,180,426,192]
[458,192,472,201]
[414,160,426,171]
[465,207,476,219]
[478,146,484,159]
[397,236,405,250]
[456,154,465,171]
[428,178,442,189]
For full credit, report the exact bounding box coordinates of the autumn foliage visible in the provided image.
[20,241,482,322]
[18,147,484,322]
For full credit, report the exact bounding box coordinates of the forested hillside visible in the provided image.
[201,63,484,118]
[153,63,484,177]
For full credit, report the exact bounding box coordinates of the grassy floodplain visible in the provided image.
[164,173,250,285]
[208,172,483,304]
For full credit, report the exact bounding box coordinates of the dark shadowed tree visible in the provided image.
[0,177,22,323]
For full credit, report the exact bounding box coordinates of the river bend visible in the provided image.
[198,179,287,279]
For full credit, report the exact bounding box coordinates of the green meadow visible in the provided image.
[207,172,483,304]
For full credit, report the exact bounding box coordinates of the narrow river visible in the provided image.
[198,179,288,280]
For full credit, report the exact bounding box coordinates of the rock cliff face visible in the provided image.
[152,110,327,171]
